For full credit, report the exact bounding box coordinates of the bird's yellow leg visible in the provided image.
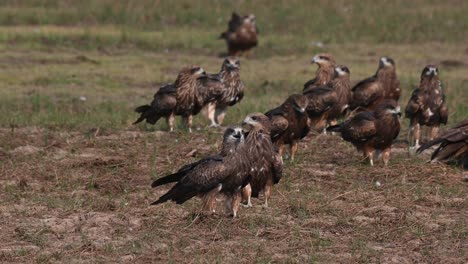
[382,148,391,166]
[215,107,227,126]
[230,192,242,218]
[207,103,217,127]
[430,126,439,141]
[363,146,374,166]
[167,113,175,132]
[241,184,252,207]
[187,115,193,133]
[263,181,272,208]
[290,141,299,161]
[278,144,285,158]
[414,123,421,148]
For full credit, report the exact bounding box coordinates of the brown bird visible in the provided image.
[303,53,336,91]
[405,65,448,148]
[151,126,250,216]
[303,86,339,132]
[134,65,224,132]
[220,13,259,56]
[327,100,401,166]
[324,65,352,126]
[265,94,311,160]
[417,119,467,171]
[240,113,283,208]
[206,57,245,127]
[351,57,400,111]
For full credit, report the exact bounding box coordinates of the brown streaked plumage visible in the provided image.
[240,113,283,208]
[265,94,311,160]
[134,65,223,132]
[417,119,467,169]
[220,13,258,56]
[175,65,224,132]
[325,65,352,126]
[206,57,245,127]
[303,86,339,132]
[406,65,448,148]
[133,83,177,131]
[303,53,336,91]
[151,126,250,216]
[351,57,400,111]
[327,99,401,166]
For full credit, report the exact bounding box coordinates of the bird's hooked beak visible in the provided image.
[311,55,320,64]
[234,129,244,141]
[426,67,438,76]
[294,105,306,113]
[334,67,344,76]
[389,106,401,116]
[226,61,239,70]
[379,57,392,68]
[197,67,206,76]
[242,116,257,132]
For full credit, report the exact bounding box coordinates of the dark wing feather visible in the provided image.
[417,119,468,158]
[351,80,384,109]
[304,87,338,116]
[431,142,467,162]
[352,76,377,92]
[197,75,224,102]
[405,88,423,118]
[341,112,377,142]
[439,97,448,125]
[303,78,318,91]
[269,115,289,139]
[151,155,223,188]
[152,158,228,205]
[271,150,283,184]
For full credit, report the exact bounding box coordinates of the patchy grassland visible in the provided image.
[0,1,467,263]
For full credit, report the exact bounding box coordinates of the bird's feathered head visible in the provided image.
[377,99,401,117]
[334,65,350,77]
[379,57,396,69]
[244,14,256,24]
[222,57,240,71]
[421,65,439,77]
[223,126,245,145]
[288,94,308,114]
[174,65,206,87]
[221,126,245,155]
[242,112,271,133]
[311,53,335,66]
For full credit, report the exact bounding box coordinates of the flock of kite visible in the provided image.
[134,13,467,217]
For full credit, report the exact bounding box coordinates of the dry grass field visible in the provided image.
[0,1,467,263]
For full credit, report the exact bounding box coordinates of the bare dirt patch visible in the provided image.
[0,127,466,262]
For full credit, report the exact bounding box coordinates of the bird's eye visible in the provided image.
[251,116,257,121]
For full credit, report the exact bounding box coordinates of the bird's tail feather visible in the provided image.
[135,105,151,113]
[133,105,161,125]
[151,184,197,205]
[151,173,183,188]
[416,138,443,154]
